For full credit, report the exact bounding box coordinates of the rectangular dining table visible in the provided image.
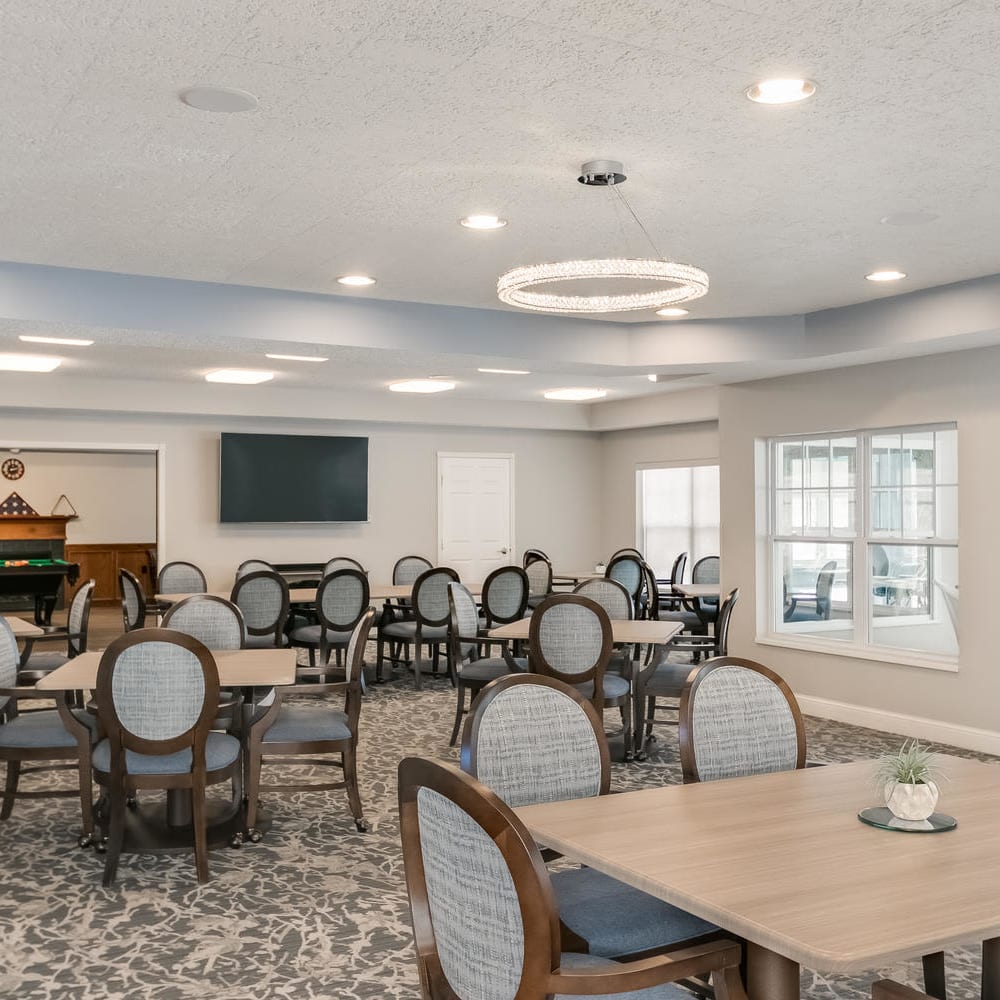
[488,617,682,645]
[672,583,721,599]
[3,614,44,637]
[156,582,483,607]
[515,755,1000,1000]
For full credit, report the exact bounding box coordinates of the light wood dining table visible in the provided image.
[156,582,483,607]
[488,617,682,645]
[672,583,720,600]
[3,614,44,637]
[515,755,1000,1000]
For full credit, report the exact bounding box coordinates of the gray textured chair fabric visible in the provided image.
[393,556,431,586]
[416,786,524,1000]
[66,581,93,655]
[261,706,351,743]
[526,559,551,600]
[380,621,448,641]
[474,684,602,808]
[158,562,207,595]
[0,619,16,710]
[120,571,144,630]
[0,711,81,749]
[582,674,629,700]
[690,664,799,781]
[608,557,643,599]
[643,660,695,699]
[324,557,364,575]
[92,733,239,774]
[235,577,283,629]
[319,573,366,626]
[416,570,453,622]
[483,568,527,622]
[450,583,480,662]
[461,658,525,682]
[575,579,632,620]
[236,560,273,580]
[164,598,244,649]
[109,641,206,741]
[536,602,605,677]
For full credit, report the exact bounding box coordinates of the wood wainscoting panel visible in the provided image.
[65,543,156,604]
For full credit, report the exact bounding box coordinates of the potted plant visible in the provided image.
[876,740,942,821]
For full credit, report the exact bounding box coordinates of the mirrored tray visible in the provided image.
[858,806,957,833]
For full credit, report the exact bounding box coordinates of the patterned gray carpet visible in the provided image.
[0,653,991,1000]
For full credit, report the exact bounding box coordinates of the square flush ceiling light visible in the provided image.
[205,369,274,384]
[0,354,62,372]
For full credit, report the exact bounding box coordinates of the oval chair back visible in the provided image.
[119,568,147,632]
[815,560,837,619]
[67,579,96,656]
[522,547,549,568]
[392,555,432,587]
[573,577,632,620]
[157,561,207,595]
[528,594,613,712]
[162,594,246,649]
[525,556,552,602]
[481,565,529,626]
[235,559,274,581]
[606,553,644,604]
[461,673,609,807]
[679,656,806,783]
[413,567,460,628]
[609,547,643,560]
[317,568,370,632]
[639,561,659,620]
[230,570,289,646]
[447,582,481,667]
[0,618,17,712]
[324,556,366,576]
[690,555,721,624]
[712,588,740,657]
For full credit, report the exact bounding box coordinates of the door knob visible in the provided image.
[498,547,509,555]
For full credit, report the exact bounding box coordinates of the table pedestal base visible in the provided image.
[746,942,800,1000]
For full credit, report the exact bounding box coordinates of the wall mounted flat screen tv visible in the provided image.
[220,433,368,523]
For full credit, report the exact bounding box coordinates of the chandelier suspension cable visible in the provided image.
[610,183,666,262]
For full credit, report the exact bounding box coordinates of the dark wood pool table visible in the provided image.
[0,560,81,625]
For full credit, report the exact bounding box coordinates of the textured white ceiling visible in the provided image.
[2,0,998,325]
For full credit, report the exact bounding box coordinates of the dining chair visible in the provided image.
[230,569,290,648]
[157,560,208,595]
[606,553,644,610]
[0,617,97,844]
[446,582,525,747]
[574,576,634,675]
[659,555,719,636]
[235,558,274,581]
[609,546,643,560]
[634,588,741,759]
[380,554,433,668]
[525,554,553,609]
[245,608,375,840]
[398,755,748,1000]
[18,578,96,684]
[161,594,246,649]
[92,629,241,885]
[290,568,370,671]
[461,672,722,961]
[324,556,366,575]
[119,568,148,632]
[480,564,529,629]
[657,551,688,614]
[678,656,806,783]
[377,567,457,687]
[522,547,549,568]
[528,594,633,753]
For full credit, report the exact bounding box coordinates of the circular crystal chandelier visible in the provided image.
[497,160,709,314]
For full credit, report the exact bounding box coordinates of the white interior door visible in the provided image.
[438,453,514,584]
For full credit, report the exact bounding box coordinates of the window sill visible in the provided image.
[754,633,959,673]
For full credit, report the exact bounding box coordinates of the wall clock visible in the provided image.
[1,457,25,481]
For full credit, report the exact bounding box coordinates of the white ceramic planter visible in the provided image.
[885,780,939,821]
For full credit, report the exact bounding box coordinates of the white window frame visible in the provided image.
[634,460,720,575]
[758,423,958,672]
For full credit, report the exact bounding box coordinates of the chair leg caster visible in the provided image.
[355,818,370,833]
[125,795,138,809]
[94,837,108,854]
[247,828,263,843]
[229,832,244,848]
[635,750,648,762]
[77,831,95,849]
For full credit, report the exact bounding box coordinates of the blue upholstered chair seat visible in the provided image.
[658,610,703,630]
[0,709,90,749]
[575,673,630,700]
[380,621,448,641]
[459,657,527,683]
[551,866,718,959]
[243,633,289,649]
[645,661,697,699]
[92,732,240,775]
[555,952,691,1000]
[261,705,351,744]
[606,650,633,676]
[526,594,547,610]
[289,624,352,646]
[18,651,70,673]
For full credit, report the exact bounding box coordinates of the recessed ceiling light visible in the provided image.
[460,215,508,230]
[389,378,456,393]
[18,335,93,347]
[205,369,274,384]
[0,354,62,373]
[180,86,258,113]
[880,211,938,227]
[265,354,329,363]
[544,388,607,401]
[477,367,531,375]
[656,307,690,318]
[745,78,817,105]
[337,274,376,287]
[865,270,907,282]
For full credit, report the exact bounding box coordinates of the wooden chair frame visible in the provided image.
[18,577,96,682]
[657,551,688,614]
[678,656,807,784]
[292,568,370,670]
[522,547,549,568]
[119,568,148,632]
[245,608,375,837]
[230,569,290,647]
[398,756,749,1000]
[161,593,247,644]
[94,628,238,885]
[481,565,529,628]
[379,555,433,672]
[157,560,208,594]
[324,556,366,574]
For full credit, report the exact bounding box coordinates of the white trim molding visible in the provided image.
[796,693,1000,756]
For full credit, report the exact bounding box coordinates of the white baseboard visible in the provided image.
[796,693,1000,756]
